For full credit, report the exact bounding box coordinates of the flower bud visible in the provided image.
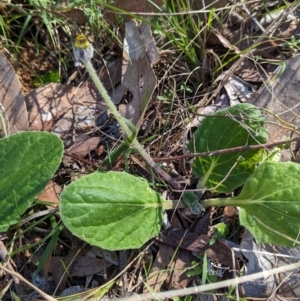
[73,34,94,66]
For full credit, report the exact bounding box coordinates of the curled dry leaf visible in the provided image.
[0,52,28,136]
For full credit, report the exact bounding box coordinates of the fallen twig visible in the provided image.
[0,263,56,301]
[154,136,300,162]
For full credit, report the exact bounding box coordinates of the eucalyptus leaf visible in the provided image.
[0,132,63,232]
[60,171,165,250]
[188,103,268,193]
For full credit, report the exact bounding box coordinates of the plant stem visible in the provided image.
[83,60,182,190]
[162,199,186,210]
[202,197,246,207]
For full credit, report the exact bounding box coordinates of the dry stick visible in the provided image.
[153,136,300,162]
[64,151,98,167]
[108,261,300,301]
[0,264,57,301]
[0,241,19,285]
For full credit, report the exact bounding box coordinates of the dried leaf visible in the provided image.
[220,75,256,105]
[37,180,61,207]
[57,8,88,26]
[87,247,119,266]
[26,83,73,132]
[26,58,120,135]
[98,58,122,91]
[143,243,174,293]
[52,247,84,293]
[234,59,269,82]
[138,22,160,64]
[0,52,28,136]
[66,137,100,158]
[192,0,229,9]
[240,229,300,298]
[60,286,83,297]
[48,255,111,277]
[113,0,163,13]
[249,54,300,160]
[119,21,156,126]
[166,250,195,290]
[26,83,107,132]
[157,230,236,269]
[144,213,181,293]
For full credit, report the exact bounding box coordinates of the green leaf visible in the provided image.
[188,103,268,193]
[182,191,202,214]
[60,171,164,250]
[233,161,300,247]
[0,132,63,232]
[213,223,229,238]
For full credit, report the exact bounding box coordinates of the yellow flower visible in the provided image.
[73,34,94,66]
[74,34,90,49]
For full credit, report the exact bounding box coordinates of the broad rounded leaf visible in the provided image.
[188,103,268,193]
[235,161,300,247]
[60,172,164,250]
[0,132,63,231]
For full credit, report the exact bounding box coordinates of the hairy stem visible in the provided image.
[83,60,182,190]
